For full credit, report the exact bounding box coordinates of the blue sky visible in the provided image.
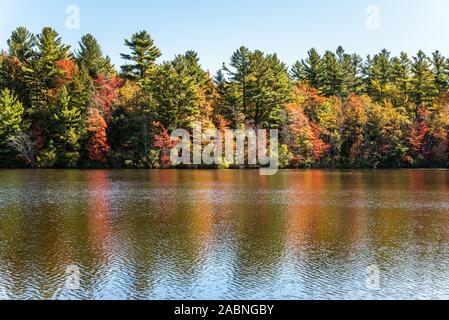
[1,0,449,73]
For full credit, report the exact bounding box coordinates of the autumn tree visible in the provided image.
[153,125,177,168]
[86,108,110,165]
[2,26,449,170]
[406,107,431,166]
[365,101,409,167]
[284,103,315,167]
[94,75,122,122]
[427,103,449,165]
[340,95,369,166]
[284,102,328,168]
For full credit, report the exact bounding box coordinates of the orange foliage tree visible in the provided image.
[55,59,77,88]
[86,108,110,164]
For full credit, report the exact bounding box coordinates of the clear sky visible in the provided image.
[1,0,449,73]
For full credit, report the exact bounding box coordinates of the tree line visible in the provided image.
[0,27,448,169]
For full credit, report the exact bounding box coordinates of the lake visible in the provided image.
[0,170,448,300]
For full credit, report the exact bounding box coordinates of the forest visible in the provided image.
[0,27,448,169]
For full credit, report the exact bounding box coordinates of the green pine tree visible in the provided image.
[290,60,306,81]
[0,88,24,138]
[411,50,438,110]
[391,52,412,105]
[222,48,291,128]
[120,30,161,83]
[26,28,71,113]
[301,48,324,91]
[52,87,83,167]
[76,34,115,78]
[7,27,36,63]
[431,50,448,93]
[150,51,210,130]
[363,49,393,101]
[321,50,346,97]
[0,88,26,166]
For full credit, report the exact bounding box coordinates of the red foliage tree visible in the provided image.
[407,107,430,162]
[1,54,23,81]
[310,122,330,161]
[86,108,110,164]
[31,122,45,154]
[154,124,177,168]
[94,75,122,122]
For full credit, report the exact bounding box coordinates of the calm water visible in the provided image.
[0,170,448,300]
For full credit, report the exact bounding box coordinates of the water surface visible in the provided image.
[0,170,448,300]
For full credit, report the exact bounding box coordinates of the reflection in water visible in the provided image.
[0,170,448,300]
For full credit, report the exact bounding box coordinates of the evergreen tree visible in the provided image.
[120,31,161,83]
[119,31,161,158]
[290,60,305,81]
[77,34,115,78]
[7,27,36,63]
[391,52,412,104]
[346,53,364,94]
[222,48,291,128]
[363,49,393,101]
[214,70,244,128]
[222,46,252,124]
[150,51,211,130]
[0,88,24,138]
[28,28,71,112]
[51,87,83,167]
[35,27,71,78]
[301,48,324,90]
[431,50,448,92]
[250,52,292,128]
[335,47,363,96]
[321,50,346,97]
[0,88,26,165]
[411,51,438,110]
[214,69,226,86]
[3,28,36,109]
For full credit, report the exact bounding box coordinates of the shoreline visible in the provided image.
[1,167,448,171]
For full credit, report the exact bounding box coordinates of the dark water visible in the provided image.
[0,170,448,300]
